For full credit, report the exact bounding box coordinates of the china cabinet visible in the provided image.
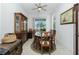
[14,13,28,44]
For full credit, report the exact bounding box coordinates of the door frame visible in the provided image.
[74,3,79,55]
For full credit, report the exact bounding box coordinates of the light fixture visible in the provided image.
[38,7,42,11]
[32,3,47,12]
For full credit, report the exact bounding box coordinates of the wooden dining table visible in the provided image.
[32,30,56,54]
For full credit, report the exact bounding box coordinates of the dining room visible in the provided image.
[0,3,76,55]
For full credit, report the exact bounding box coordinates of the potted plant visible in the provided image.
[39,22,46,36]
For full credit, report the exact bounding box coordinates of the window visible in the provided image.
[34,19,46,32]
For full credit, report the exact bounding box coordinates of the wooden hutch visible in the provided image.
[14,13,28,44]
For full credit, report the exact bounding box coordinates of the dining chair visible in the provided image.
[40,32,52,54]
[50,30,56,50]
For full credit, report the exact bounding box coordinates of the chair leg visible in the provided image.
[41,46,43,54]
[49,46,51,55]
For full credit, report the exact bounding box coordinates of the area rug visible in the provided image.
[31,42,56,54]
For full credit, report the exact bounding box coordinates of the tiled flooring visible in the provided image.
[22,38,73,55]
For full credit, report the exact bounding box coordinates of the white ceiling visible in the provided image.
[20,3,60,15]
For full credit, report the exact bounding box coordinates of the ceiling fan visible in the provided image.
[32,3,47,12]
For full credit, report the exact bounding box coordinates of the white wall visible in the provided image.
[27,14,34,31]
[0,3,27,42]
[53,3,75,54]
[0,4,1,35]
[0,4,2,43]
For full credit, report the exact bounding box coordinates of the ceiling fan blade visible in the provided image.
[41,7,46,11]
[35,3,41,7]
[43,9,46,11]
[32,8,38,10]
[38,3,41,6]
[35,4,39,7]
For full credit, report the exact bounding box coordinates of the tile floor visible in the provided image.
[22,38,73,55]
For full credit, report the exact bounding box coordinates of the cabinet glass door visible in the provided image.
[15,15,20,32]
[24,18,27,32]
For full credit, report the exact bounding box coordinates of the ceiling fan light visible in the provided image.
[38,8,42,11]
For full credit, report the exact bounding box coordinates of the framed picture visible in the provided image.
[60,8,74,25]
